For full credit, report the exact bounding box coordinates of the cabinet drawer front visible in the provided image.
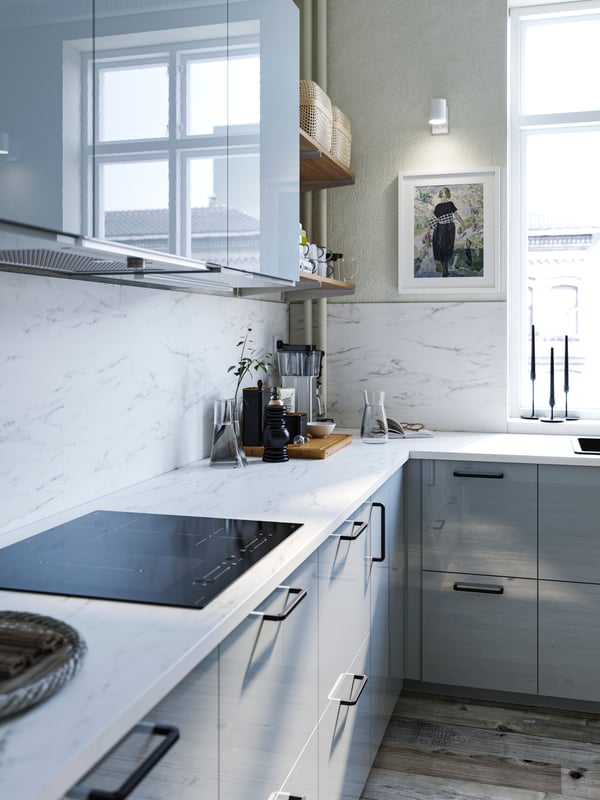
[422,461,537,577]
[67,652,219,800]
[318,508,371,713]
[422,571,537,693]
[319,637,371,800]
[539,465,600,583]
[540,580,600,702]
[219,559,319,800]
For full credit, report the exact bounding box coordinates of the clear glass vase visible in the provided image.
[360,390,389,444]
[209,398,247,468]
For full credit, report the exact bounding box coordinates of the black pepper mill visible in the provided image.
[262,388,290,463]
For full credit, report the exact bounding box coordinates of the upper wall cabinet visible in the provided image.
[0,0,93,235]
[0,0,299,286]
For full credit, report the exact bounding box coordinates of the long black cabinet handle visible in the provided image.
[453,582,504,595]
[267,793,306,800]
[72,722,179,799]
[453,470,504,479]
[371,502,386,563]
[252,586,307,622]
[332,519,368,541]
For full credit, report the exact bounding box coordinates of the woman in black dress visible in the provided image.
[430,187,465,277]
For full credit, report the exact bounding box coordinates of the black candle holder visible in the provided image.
[540,346,564,424]
[521,323,538,420]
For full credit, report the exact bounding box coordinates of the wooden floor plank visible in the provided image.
[361,767,560,800]
[374,739,562,793]
[360,693,600,800]
[394,692,600,745]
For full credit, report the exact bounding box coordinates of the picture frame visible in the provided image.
[398,167,501,298]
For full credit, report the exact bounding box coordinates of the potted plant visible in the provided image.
[209,329,271,468]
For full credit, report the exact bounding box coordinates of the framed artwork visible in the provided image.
[398,167,500,297]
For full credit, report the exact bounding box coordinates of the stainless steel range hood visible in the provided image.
[0,222,295,295]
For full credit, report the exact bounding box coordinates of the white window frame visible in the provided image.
[83,37,259,258]
[508,0,600,428]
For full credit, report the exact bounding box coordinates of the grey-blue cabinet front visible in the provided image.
[65,650,219,799]
[0,0,299,284]
[0,0,93,234]
[418,460,538,693]
[219,556,319,800]
[539,464,600,701]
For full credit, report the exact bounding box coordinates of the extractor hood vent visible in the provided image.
[0,224,295,295]
[0,248,131,275]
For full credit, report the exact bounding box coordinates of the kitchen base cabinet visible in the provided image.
[65,650,219,800]
[422,571,538,694]
[219,557,319,800]
[369,469,404,762]
[317,503,371,714]
[318,637,371,800]
[539,580,600,702]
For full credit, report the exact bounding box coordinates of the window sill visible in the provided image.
[508,417,600,436]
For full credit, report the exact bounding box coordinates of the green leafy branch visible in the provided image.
[228,328,272,402]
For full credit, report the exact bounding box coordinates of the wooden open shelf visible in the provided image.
[284,272,355,301]
[300,130,355,191]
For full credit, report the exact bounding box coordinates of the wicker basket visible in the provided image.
[331,105,352,168]
[300,80,333,152]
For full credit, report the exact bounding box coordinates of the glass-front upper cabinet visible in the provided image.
[0,0,93,235]
[0,0,298,282]
[93,0,299,281]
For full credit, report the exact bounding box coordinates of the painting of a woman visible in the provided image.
[429,187,465,277]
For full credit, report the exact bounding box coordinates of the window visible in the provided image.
[510,1,600,420]
[87,35,261,271]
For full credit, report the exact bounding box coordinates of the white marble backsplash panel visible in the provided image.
[291,301,507,433]
[0,273,286,533]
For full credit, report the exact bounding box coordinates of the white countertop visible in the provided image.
[1,431,599,800]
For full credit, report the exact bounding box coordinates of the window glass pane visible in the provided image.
[522,16,600,115]
[99,64,169,142]
[187,59,227,135]
[525,130,599,228]
[100,160,169,250]
[229,55,260,127]
[525,129,600,413]
[186,54,259,136]
[187,154,259,269]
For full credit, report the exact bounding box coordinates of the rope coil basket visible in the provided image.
[331,105,352,168]
[300,79,333,151]
[0,611,87,718]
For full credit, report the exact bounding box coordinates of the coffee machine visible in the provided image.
[276,341,323,422]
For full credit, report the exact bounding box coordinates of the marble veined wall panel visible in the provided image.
[291,301,507,433]
[0,273,286,533]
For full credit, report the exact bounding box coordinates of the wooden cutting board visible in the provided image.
[244,433,353,460]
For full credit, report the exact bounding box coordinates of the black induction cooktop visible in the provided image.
[0,510,302,609]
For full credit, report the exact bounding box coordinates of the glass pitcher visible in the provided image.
[360,390,389,444]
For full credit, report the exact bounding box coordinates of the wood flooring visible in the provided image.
[361,692,600,799]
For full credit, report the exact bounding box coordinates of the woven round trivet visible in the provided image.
[0,611,87,718]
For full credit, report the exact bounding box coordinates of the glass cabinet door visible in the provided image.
[94,0,298,280]
[0,0,93,235]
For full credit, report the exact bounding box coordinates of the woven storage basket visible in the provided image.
[331,105,352,168]
[300,79,333,152]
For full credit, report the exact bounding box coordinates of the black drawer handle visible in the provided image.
[252,586,307,621]
[371,502,386,563]
[329,672,369,706]
[453,470,504,479]
[73,722,179,799]
[453,582,504,595]
[332,519,368,541]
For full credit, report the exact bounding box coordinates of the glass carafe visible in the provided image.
[360,390,389,444]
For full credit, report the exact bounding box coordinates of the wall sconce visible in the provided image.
[0,133,9,155]
[429,99,448,135]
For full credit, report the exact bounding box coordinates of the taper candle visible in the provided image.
[549,346,555,409]
[530,324,536,381]
[564,335,569,393]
